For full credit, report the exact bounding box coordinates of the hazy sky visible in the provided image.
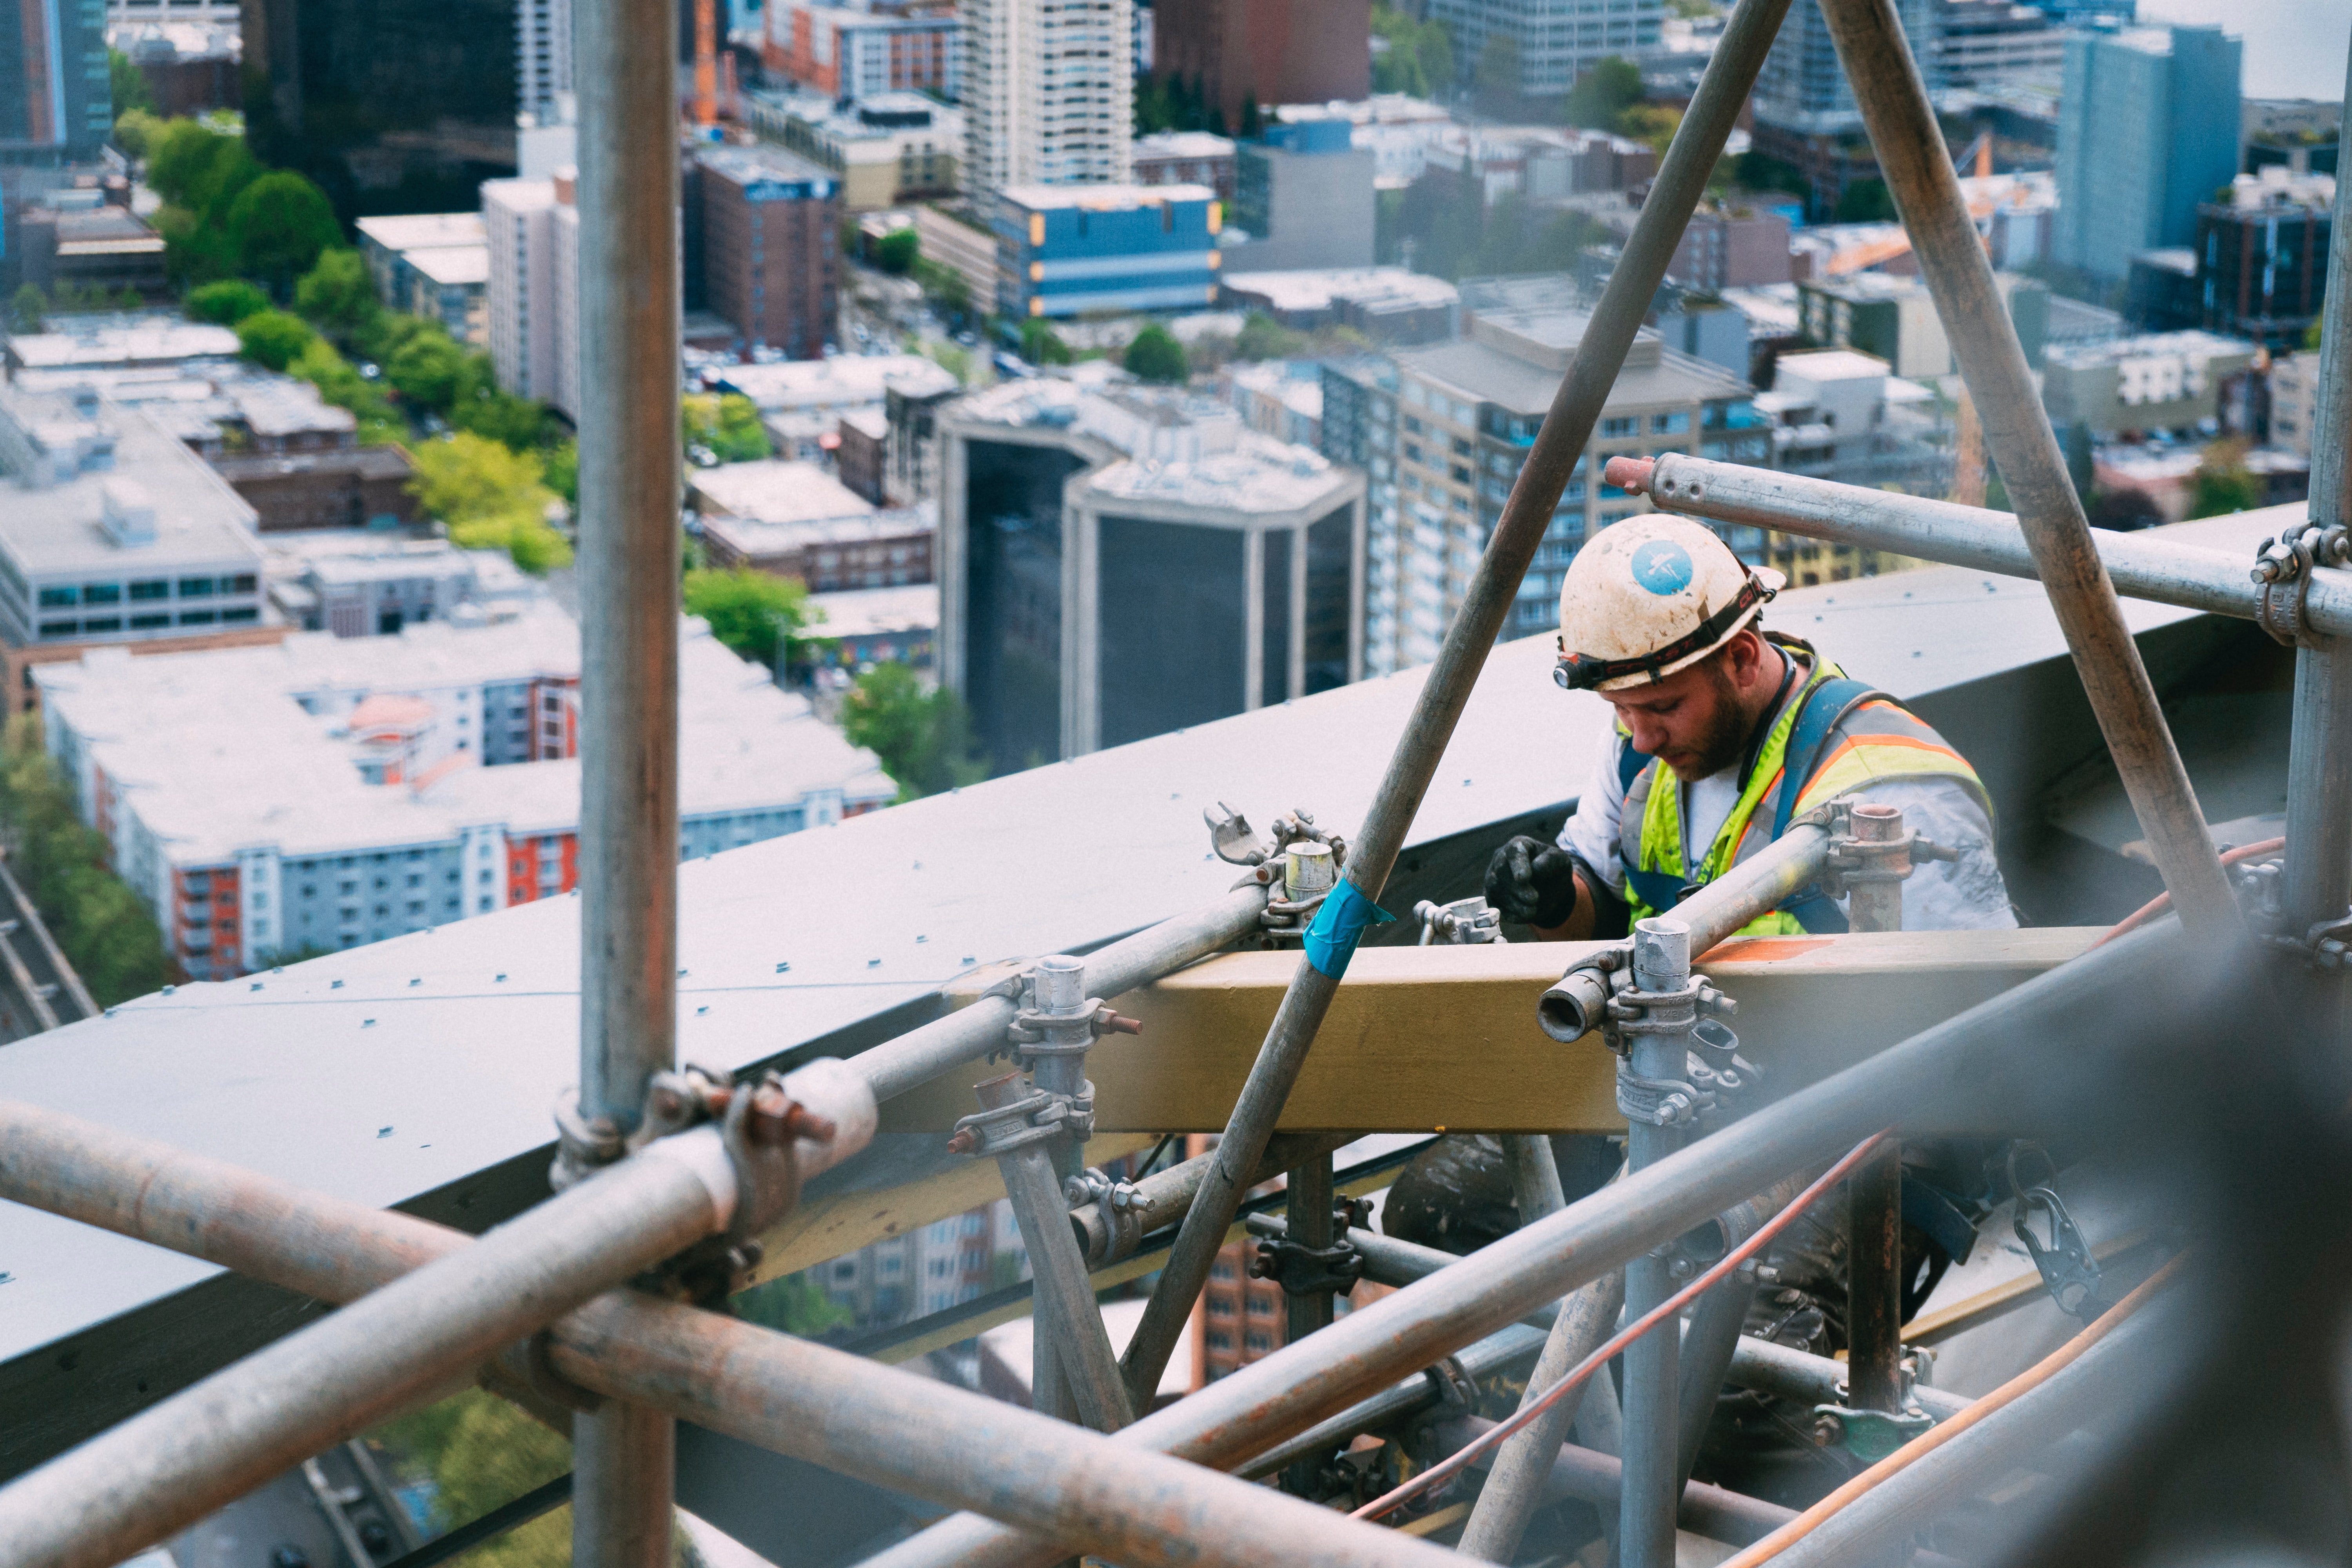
[2134,0,2350,102]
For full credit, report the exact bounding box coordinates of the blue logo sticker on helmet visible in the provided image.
[1630,539,1695,597]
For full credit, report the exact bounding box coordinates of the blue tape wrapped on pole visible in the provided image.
[1303,878,1396,979]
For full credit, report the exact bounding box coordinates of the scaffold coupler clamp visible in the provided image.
[1065,1166,1148,1261]
[2253,522,2349,648]
[1818,798,1956,902]
[1810,1402,1936,1462]
[1207,800,1350,943]
[1001,953,1142,1074]
[1414,894,1504,945]
[945,1080,1096,1158]
[1245,1197,1374,1299]
[1604,969,1744,1130]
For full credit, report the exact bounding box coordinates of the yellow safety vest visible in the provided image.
[1615,639,1991,936]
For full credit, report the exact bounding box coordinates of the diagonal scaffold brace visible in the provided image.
[1113,0,1807,1415]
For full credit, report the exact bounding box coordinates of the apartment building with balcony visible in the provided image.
[35,610,893,978]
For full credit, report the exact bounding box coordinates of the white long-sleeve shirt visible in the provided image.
[1556,720,2018,933]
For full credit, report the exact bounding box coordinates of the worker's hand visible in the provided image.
[1485,836,1579,930]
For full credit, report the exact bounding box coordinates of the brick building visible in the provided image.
[696,144,841,361]
[761,0,959,101]
[210,448,419,533]
[1148,0,1368,132]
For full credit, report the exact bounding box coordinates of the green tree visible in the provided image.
[112,106,163,159]
[1239,92,1264,137]
[10,285,44,334]
[875,227,919,275]
[733,1272,858,1337]
[409,433,572,573]
[1620,103,1681,158]
[146,117,261,218]
[1019,317,1074,366]
[0,717,178,1006]
[186,278,271,326]
[682,566,818,667]
[371,1390,573,1568]
[233,307,319,370]
[842,661,987,800]
[681,392,771,463]
[294,247,379,340]
[108,48,155,117]
[224,171,342,298]
[287,337,402,444]
[542,439,579,504]
[2188,439,2263,518]
[1123,322,1189,383]
[385,327,470,411]
[1234,311,1308,362]
[1565,56,1643,131]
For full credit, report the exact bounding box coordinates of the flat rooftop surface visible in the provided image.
[0,390,263,577]
[0,503,2308,1376]
[689,461,875,524]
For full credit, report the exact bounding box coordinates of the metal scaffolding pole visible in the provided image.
[2281,40,2352,947]
[1071,1131,1352,1265]
[1112,0,1799,1411]
[0,1117,1472,1568]
[1841,804,1906,1420]
[1456,1267,1625,1563]
[1606,454,2352,638]
[572,0,684,1535]
[1817,0,2238,939]
[855,921,2192,1568]
[1621,919,1694,1568]
[0,1126,740,1568]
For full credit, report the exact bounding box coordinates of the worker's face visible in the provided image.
[1600,641,1753,783]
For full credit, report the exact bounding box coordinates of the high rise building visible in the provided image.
[762,1,960,102]
[481,171,580,418]
[1227,119,1376,274]
[1421,0,1661,102]
[988,182,1220,319]
[0,0,113,161]
[2053,25,2242,283]
[936,377,1363,769]
[242,0,517,218]
[695,144,841,361]
[962,0,1134,191]
[2196,169,2335,350]
[516,0,571,130]
[1147,0,1367,131]
[1750,0,1935,214]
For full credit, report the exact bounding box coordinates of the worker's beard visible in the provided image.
[1662,660,1753,783]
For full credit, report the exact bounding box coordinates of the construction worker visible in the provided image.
[1485,515,2015,938]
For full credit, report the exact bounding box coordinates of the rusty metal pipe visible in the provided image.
[0,1118,737,1568]
[1111,0,1800,1411]
[1456,1268,1626,1562]
[1071,1132,1355,1265]
[0,1105,1474,1568]
[1815,0,2238,940]
[1444,1417,1798,1547]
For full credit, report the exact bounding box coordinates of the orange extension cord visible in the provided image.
[1712,1250,2189,1568]
[2092,837,2286,947]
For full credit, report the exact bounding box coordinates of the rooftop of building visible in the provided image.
[1226,359,1325,420]
[2044,330,2261,371]
[38,205,163,252]
[12,359,360,447]
[696,500,935,561]
[4,313,240,372]
[1132,131,1237,160]
[1718,283,1803,335]
[401,245,492,287]
[1220,267,1460,314]
[993,182,1218,213]
[1394,311,1748,416]
[208,446,416,483]
[2209,169,2338,213]
[748,87,962,139]
[33,609,891,862]
[353,213,488,253]
[708,354,960,412]
[480,176,563,212]
[807,582,938,638]
[1084,430,1356,519]
[1771,348,1895,384]
[0,387,263,578]
[688,460,873,525]
[839,405,891,441]
[1274,94,1454,127]
[695,143,837,189]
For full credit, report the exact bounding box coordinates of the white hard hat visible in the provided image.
[1554,515,1785,692]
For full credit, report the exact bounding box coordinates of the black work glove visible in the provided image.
[1485,835,1580,930]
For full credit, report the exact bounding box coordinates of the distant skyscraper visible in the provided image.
[1423,0,1661,102]
[517,0,572,129]
[0,0,112,162]
[1753,0,1936,137]
[2053,25,2242,283]
[962,0,1133,190]
[482,169,580,419]
[243,0,517,218]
